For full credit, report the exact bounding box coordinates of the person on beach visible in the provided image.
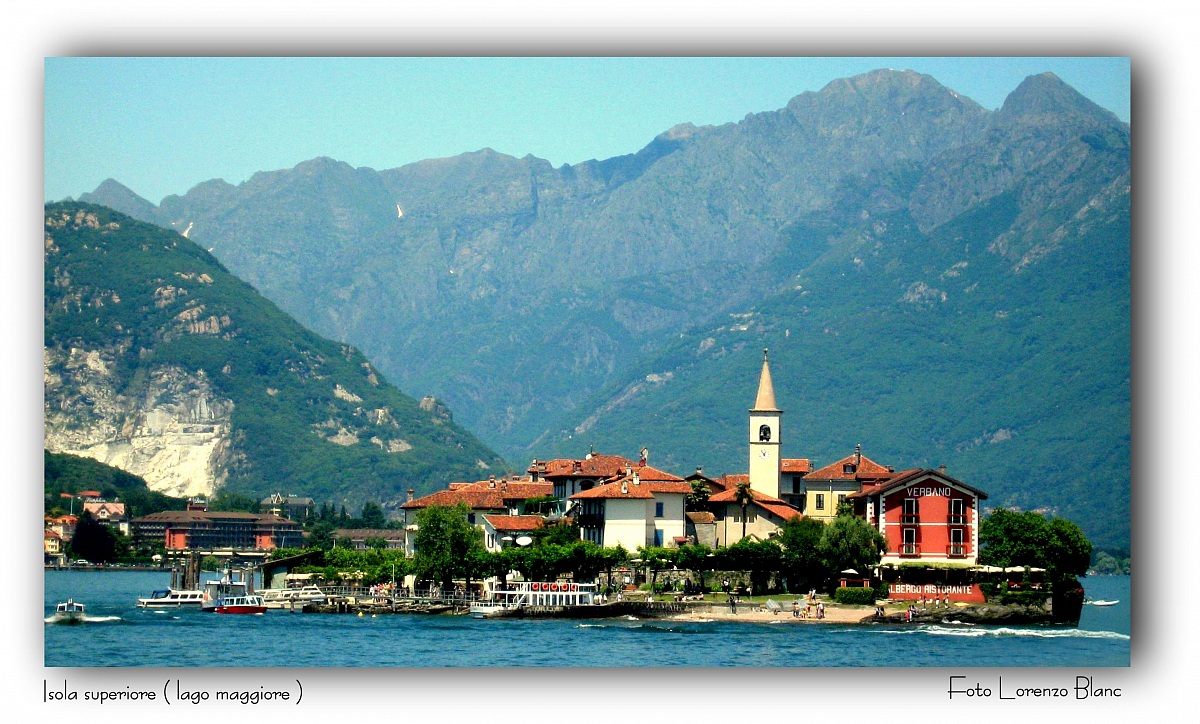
[728,594,737,614]
[793,600,800,618]
[817,602,825,619]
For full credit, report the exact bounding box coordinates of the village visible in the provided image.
[45,350,1084,623]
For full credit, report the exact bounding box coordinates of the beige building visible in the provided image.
[570,469,690,550]
[801,445,894,524]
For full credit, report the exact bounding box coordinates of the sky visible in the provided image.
[44,56,1130,205]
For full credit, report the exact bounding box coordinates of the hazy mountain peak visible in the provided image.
[78,178,157,219]
[999,71,1122,125]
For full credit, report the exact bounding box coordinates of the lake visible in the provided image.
[43,570,1129,667]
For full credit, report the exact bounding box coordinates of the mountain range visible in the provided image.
[44,202,506,512]
[73,69,1130,549]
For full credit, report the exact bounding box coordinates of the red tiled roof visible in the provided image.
[782,458,812,473]
[645,481,692,494]
[45,529,62,539]
[458,480,554,499]
[709,487,802,521]
[400,489,507,510]
[805,451,894,481]
[714,474,749,491]
[536,454,636,479]
[482,515,546,532]
[569,479,654,500]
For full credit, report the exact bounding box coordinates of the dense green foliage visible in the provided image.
[979,508,1093,578]
[44,203,508,511]
[44,450,184,517]
[816,516,887,578]
[69,511,118,563]
[833,586,878,605]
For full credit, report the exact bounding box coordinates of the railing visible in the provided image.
[947,544,967,557]
[901,514,920,525]
[948,514,967,525]
[900,544,918,556]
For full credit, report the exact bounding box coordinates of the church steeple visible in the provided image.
[749,348,782,498]
[753,348,779,411]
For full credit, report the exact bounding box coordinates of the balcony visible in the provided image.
[900,543,918,556]
[901,514,920,525]
[947,544,967,558]
[948,514,967,525]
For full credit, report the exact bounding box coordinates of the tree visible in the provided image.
[70,511,117,563]
[360,501,387,529]
[979,509,1092,579]
[413,503,486,589]
[816,515,886,584]
[675,544,715,591]
[733,480,754,540]
[685,479,711,511]
[307,521,337,552]
[777,517,827,592]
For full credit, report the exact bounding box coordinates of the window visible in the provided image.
[467,513,476,524]
[950,528,965,556]
[902,528,917,555]
[487,533,495,548]
[843,463,856,474]
[655,502,664,518]
[950,498,967,525]
[759,424,772,442]
[654,529,663,546]
[902,498,919,524]
[815,494,825,510]
[792,478,801,495]
[837,494,846,509]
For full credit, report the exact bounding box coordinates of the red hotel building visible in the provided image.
[849,468,988,567]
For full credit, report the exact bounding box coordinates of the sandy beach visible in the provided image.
[668,602,878,624]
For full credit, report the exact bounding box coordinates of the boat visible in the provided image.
[259,585,327,609]
[1088,599,1120,606]
[200,567,256,612]
[471,580,598,618]
[212,594,267,614]
[49,599,86,624]
[137,588,205,608]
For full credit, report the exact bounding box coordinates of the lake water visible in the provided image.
[43,571,1129,667]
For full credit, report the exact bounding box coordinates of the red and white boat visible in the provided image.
[212,594,267,614]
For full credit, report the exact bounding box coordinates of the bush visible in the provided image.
[834,586,878,605]
[873,581,889,600]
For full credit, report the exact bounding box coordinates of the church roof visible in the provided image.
[752,348,779,411]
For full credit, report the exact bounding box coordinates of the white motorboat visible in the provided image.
[1088,599,1120,606]
[49,599,86,624]
[259,585,327,609]
[137,588,205,608]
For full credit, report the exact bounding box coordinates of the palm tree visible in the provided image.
[734,480,754,541]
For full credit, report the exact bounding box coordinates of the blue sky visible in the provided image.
[45,56,1130,206]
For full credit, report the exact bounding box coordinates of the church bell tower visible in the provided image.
[749,348,782,498]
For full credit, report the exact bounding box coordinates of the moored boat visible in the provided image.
[137,588,205,608]
[259,585,326,609]
[472,581,598,618]
[212,594,267,614]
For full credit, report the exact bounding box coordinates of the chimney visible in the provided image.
[501,480,508,492]
[639,447,648,466]
[632,471,641,485]
[406,489,414,504]
[939,464,947,474]
[625,463,632,476]
[695,466,703,476]
[573,460,582,473]
[855,443,862,466]
[621,480,628,495]
[489,475,496,489]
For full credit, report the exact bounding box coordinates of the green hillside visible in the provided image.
[44,202,508,511]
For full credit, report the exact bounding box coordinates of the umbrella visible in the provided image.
[841,569,859,575]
